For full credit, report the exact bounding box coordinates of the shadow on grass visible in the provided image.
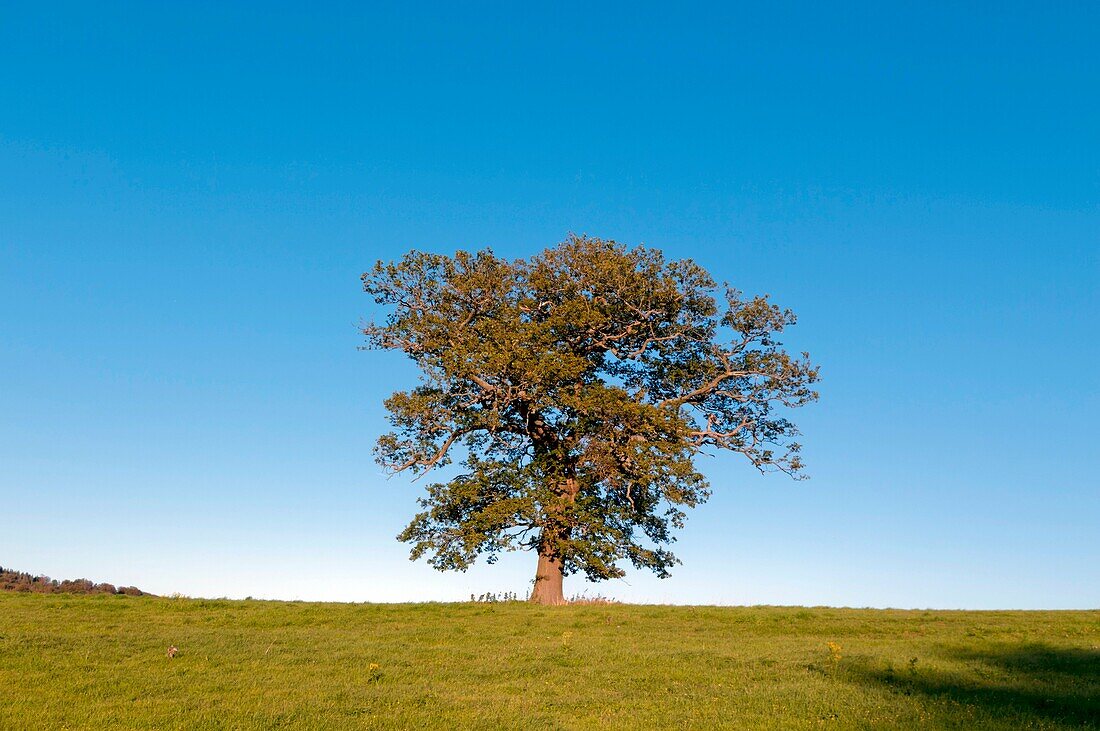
[845,644,1100,729]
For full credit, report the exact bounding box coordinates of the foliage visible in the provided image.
[362,235,819,586]
[0,565,146,596]
[2,594,1097,730]
[469,591,521,603]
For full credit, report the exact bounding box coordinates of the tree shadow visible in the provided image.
[844,644,1100,729]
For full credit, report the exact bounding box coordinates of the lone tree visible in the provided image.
[363,236,818,605]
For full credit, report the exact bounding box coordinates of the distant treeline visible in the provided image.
[0,566,148,596]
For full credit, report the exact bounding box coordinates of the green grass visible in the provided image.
[1,594,1097,729]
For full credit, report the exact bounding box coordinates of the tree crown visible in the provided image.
[363,235,818,581]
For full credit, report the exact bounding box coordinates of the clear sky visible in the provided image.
[2,2,1097,608]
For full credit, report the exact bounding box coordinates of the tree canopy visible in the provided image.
[363,235,819,603]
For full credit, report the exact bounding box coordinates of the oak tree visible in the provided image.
[362,236,818,604]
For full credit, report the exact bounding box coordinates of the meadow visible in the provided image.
[1,593,1096,729]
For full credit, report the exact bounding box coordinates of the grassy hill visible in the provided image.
[1,594,1096,729]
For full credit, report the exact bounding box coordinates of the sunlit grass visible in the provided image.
[1,594,1096,729]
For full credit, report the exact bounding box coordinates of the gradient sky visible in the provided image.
[2,2,1097,608]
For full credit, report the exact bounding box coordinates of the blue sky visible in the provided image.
[1,2,1097,607]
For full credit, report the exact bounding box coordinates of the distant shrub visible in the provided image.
[567,593,619,605]
[469,591,620,604]
[470,592,521,603]
[0,566,148,596]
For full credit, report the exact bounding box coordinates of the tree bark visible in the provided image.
[528,464,576,606]
[528,548,566,605]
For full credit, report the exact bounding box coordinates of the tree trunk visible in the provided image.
[528,467,576,606]
[528,548,566,605]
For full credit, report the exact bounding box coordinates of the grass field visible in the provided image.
[1,594,1097,729]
